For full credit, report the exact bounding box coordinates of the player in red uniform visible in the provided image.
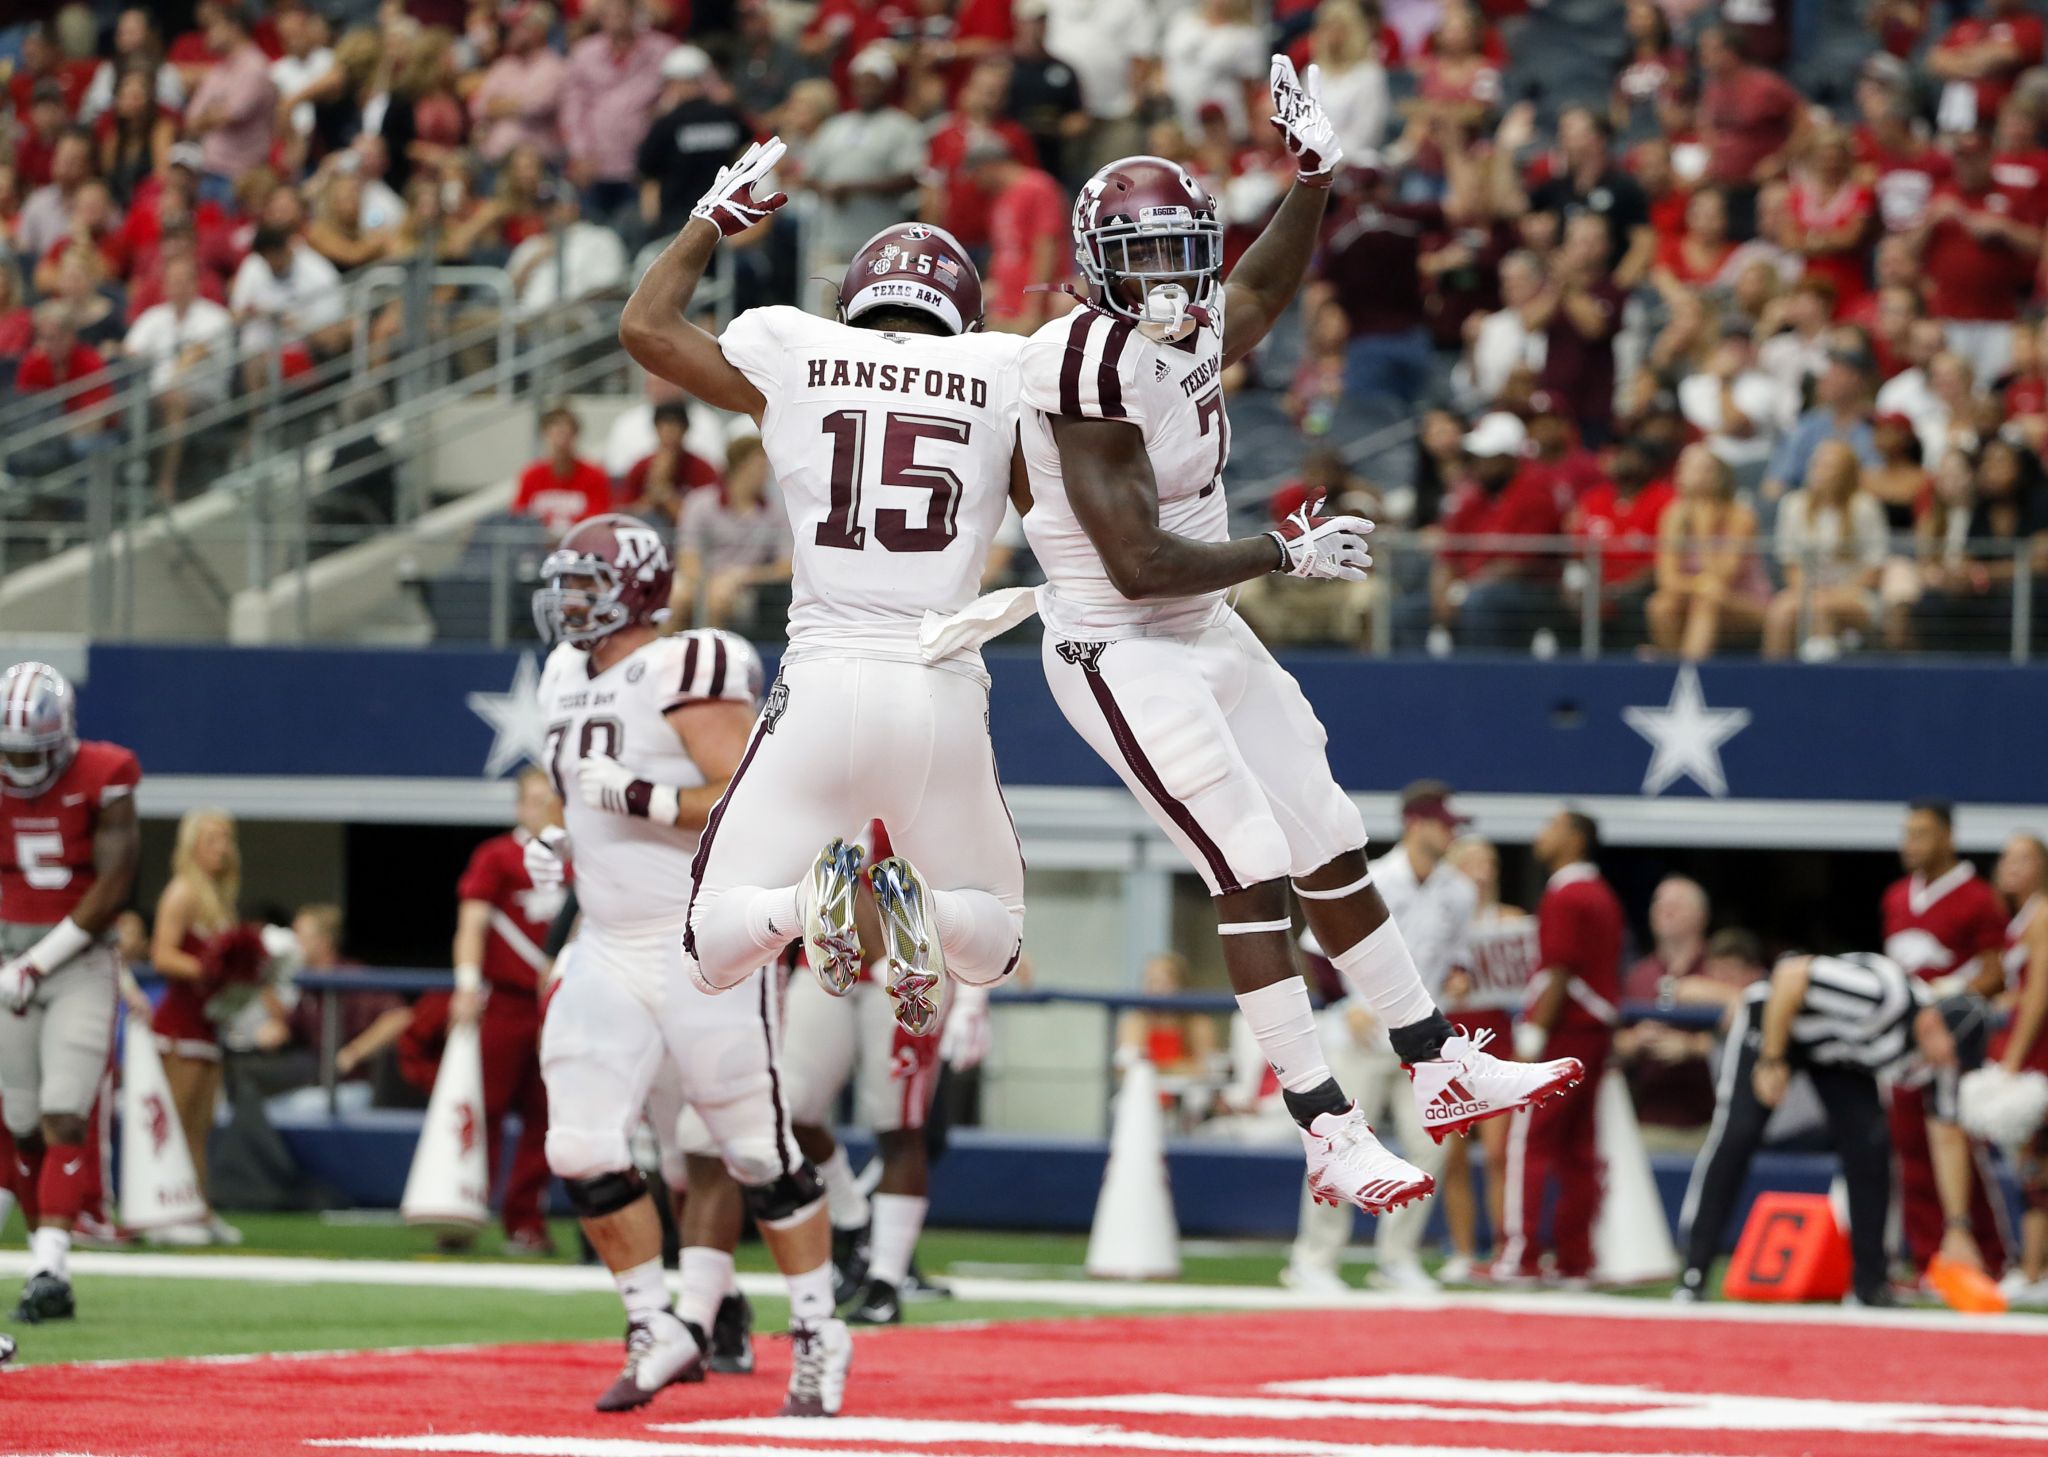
[1994,832,2048,1297]
[0,662,142,1323]
[1498,810,1624,1286]
[1881,798,2011,1279]
[449,767,565,1254]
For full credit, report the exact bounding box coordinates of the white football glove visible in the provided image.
[577,755,681,824]
[1267,497,1375,581]
[690,137,790,237]
[0,958,41,1017]
[941,982,993,1071]
[1269,55,1343,186]
[523,825,572,893]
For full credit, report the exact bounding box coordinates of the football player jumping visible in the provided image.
[527,518,849,1417]
[0,662,142,1323]
[1014,60,1585,1214]
[620,142,1027,1036]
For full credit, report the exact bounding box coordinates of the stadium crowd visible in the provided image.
[6,0,2048,656]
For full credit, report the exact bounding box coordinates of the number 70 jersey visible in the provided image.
[718,305,1026,674]
[1018,300,1233,641]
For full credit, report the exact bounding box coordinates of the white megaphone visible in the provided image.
[1592,1067,1679,1285]
[1086,1058,1181,1280]
[400,1017,491,1228]
[119,1013,209,1231]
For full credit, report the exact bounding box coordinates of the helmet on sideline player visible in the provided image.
[1071,155,1223,335]
[532,514,675,648]
[837,222,985,335]
[0,660,80,798]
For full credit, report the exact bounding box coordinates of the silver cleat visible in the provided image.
[865,855,947,1035]
[802,838,866,997]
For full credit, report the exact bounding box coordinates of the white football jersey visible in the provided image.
[1370,845,1478,1000]
[718,305,1026,675]
[538,629,760,936]
[1018,298,1235,639]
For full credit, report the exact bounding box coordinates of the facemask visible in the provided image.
[1136,282,1196,343]
[1,755,48,790]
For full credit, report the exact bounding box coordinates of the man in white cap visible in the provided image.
[799,45,925,301]
[638,46,748,238]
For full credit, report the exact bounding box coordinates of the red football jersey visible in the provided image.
[1881,863,2005,980]
[0,741,141,927]
[1998,895,2047,1071]
[1538,863,1625,1034]
[456,832,565,994]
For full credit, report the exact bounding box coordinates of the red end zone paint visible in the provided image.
[4,1308,2046,1457]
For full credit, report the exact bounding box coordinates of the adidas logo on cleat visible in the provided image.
[1423,1079,1484,1124]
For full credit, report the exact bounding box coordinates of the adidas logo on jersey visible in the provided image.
[1423,1078,1484,1124]
[1154,359,1170,382]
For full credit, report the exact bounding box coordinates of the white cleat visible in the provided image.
[801,838,866,997]
[595,1310,705,1412]
[780,1318,853,1417]
[1279,1260,1352,1297]
[865,855,946,1035]
[1409,1028,1584,1143]
[1300,1105,1435,1214]
[1368,1256,1440,1294]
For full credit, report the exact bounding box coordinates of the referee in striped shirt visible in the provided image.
[1677,952,1981,1306]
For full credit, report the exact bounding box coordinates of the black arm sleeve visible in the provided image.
[543,888,580,959]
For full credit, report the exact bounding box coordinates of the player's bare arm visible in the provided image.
[664,699,754,831]
[149,878,209,982]
[1221,56,1343,367]
[72,794,139,938]
[618,138,788,418]
[451,898,493,1022]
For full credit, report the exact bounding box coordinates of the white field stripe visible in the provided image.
[7,1251,2048,1337]
[311,1440,946,1457]
[659,1418,1738,1457]
[1020,1394,2048,1443]
[314,1435,1729,1457]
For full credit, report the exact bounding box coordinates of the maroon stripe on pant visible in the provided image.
[1058,309,1094,417]
[1097,319,1133,418]
[758,972,793,1177]
[1072,649,1243,895]
[682,697,775,959]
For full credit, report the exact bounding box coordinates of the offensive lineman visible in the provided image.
[617,141,1026,1036]
[528,516,849,1416]
[0,662,142,1322]
[1015,61,1584,1213]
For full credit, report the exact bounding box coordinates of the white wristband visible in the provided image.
[649,783,681,827]
[27,917,93,974]
[454,963,484,995]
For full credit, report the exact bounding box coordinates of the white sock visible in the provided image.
[691,885,800,989]
[612,1256,672,1324]
[0,1188,16,1237]
[930,887,1021,985]
[30,1224,70,1279]
[818,1146,870,1231]
[867,1192,928,1288]
[1328,920,1436,1033]
[786,1260,836,1327]
[677,1246,734,1335]
[1234,979,1334,1094]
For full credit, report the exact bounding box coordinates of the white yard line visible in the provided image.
[3,1249,2047,1335]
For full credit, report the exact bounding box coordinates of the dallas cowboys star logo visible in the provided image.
[468,653,548,778]
[1622,665,1751,798]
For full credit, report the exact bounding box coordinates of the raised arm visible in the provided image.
[1054,416,1370,599]
[618,138,788,418]
[1222,55,1340,366]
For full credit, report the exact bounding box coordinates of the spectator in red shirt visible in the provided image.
[448,766,564,1255]
[1652,186,1738,296]
[1788,125,1876,313]
[0,258,32,365]
[1912,128,2046,387]
[14,81,73,190]
[922,59,1037,253]
[513,406,612,536]
[1399,410,1568,652]
[1854,54,1950,235]
[8,24,95,122]
[1697,25,1806,235]
[1498,809,1622,1284]
[1571,436,1674,638]
[969,137,1068,333]
[1929,0,2044,137]
[12,303,116,476]
[619,402,721,523]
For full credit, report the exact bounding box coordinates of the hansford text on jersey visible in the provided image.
[803,355,992,408]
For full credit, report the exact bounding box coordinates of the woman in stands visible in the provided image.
[1764,438,1887,659]
[1646,443,1769,659]
[149,809,247,1244]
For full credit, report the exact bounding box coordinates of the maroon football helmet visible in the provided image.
[532,513,674,647]
[1072,155,1223,323]
[838,222,985,335]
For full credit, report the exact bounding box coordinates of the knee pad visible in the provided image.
[1222,817,1293,888]
[1143,698,1234,803]
[740,1163,824,1228]
[562,1167,648,1219]
[545,1125,632,1183]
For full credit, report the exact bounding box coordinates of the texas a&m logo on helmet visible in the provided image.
[531,513,675,647]
[838,222,985,335]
